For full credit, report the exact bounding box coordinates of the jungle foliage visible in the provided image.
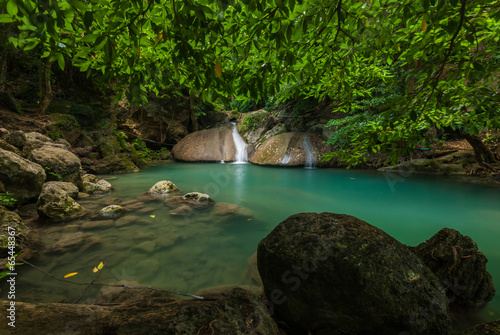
[1,0,499,165]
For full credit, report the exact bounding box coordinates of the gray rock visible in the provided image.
[410,228,495,309]
[82,179,112,194]
[36,182,86,222]
[147,180,179,195]
[165,192,215,211]
[82,174,99,183]
[99,205,125,218]
[29,145,83,188]
[5,130,26,150]
[171,126,236,162]
[45,181,79,199]
[0,139,22,155]
[0,148,46,204]
[0,206,29,259]
[257,212,452,335]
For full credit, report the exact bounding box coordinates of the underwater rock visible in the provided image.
[165,192,215,211]
[410,228,495,309]
[36,182,86,222]
[80,219,114,230]
[212,202,253,221]
[132,241,156,254]
[257,212,452,335]
[244,252,263,287]
[115,215,140,227]
[99,205,125,218]
[47,232,100,253]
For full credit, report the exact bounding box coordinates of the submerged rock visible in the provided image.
[212,202,253,221]
[36,182,86,222]
[99,205,125,218]
[47,231,100,253]
[0,148,46,204]
[165,192,215,211]
[257,212,452,335]
[410,228,495,309]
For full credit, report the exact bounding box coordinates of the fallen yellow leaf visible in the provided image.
[64,272,78,278]
[97,261,104,270]
[150,214,156,218]
[93,267,98,273]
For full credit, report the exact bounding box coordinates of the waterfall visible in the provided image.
[231,123,248,163]
[303,135,317,168]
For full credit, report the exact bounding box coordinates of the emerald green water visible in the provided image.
[5,162,500,322]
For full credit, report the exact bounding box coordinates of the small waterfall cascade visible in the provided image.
[280,152,291,165]
[303,135,317,168]
[231,123,248,163]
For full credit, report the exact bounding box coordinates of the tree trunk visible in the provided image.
[189,94,199,132]
[38,57,53,113]
[463,133,496,164]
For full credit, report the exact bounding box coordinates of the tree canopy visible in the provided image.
[2,0,499,164]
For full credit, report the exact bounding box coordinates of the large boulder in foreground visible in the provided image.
[410,228,495,309]
[257,212,452,334]
[0,148,46,204]
[29,145,83,188]
[172,126,236,162]
[36,182,86,222]
[250,132,330,167]
[0,288,280,335]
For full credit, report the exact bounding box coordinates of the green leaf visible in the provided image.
[57,53,65,70]
[0,14,15,23]
[24,41,39,51]
[7,0,18,17]
[67,0,88,12]
[83,11,93,30]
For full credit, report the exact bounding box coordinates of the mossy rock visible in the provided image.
[0,206,29,258]
[89,153,139,174]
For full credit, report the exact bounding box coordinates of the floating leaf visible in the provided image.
[97,261,104,270]
[92,267,98,273]
[215,60,222,78]
[64,272,78,278]
[150,214,156,218]
[350,178,356,180]
[421,15,427,32]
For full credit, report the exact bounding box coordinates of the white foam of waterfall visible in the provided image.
[280,153,291,165]
[303,135,317,168]
[231,123,248,164]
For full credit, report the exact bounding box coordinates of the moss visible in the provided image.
[239,113,267,133]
